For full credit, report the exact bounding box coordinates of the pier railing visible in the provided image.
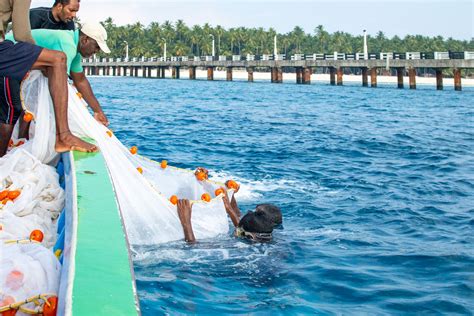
[82,51,474,91]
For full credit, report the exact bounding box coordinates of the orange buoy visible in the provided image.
[1,198,9,205]
[106,130,113,137]
[7,190,20,201]
[8,139,13,147]
[76,92,83,99]
[23,111,34,123]
[214,187,225,197]
[15,140,24,147]
[160,160,167,169]
[42,296,58,316]
[0,190,8,200]
[196,171,207,181]
[30,229,44,242]
[136,167,143,174]
[170,195,178,205]
[130,146,138,155]
[226,180,239,190]
[201,193,211,202]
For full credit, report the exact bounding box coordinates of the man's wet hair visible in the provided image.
[255,204,282,226]
[238,211,274,234]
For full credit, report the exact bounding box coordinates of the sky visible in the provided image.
[32,0,474,40]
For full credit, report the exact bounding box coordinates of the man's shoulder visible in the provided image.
[30,7,50,15]
[32,29,75,43]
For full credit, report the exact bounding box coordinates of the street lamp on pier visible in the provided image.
[161,39,167,61]
[209,34,215,59]
[123,41,128,61]
[363,29,368,60]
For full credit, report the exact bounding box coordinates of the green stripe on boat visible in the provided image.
[72,150,139,315]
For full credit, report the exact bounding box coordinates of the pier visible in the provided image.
[83,52,474,90]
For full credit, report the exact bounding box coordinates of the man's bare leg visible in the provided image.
[0,123,14,157]
[31,49,97,153]
[176,199,196,243]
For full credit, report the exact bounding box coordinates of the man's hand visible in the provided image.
[94,111,109,126]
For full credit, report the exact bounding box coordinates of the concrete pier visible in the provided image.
[302,67,311,84]
[396,68,404,89]
[361,67,368,87]
[409,68,416,89]
[189,66,196,79]
[172,67,180,79]
[370,68,377,87]
[207,67,214,80]
[329,67,336,85]
[226,67,233,81]
[454,69,462,91]
[436,69,443,90]
[247,67,254,82]
[336,67,343,85]
[296,67,302,84]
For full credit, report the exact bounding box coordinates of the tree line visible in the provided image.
[99,18,474,58]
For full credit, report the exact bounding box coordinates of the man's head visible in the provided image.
[78,23,111,58]
[236,204,282,242]
[52,0,80,23]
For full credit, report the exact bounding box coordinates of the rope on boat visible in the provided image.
[0,293,57,315]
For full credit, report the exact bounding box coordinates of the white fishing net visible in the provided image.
[13,71,234,245]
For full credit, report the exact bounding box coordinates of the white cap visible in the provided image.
[80,22,111,54]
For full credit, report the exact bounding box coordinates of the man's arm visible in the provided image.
[70,71,109,126]
[176,199,196,243]
[11,0,35,44]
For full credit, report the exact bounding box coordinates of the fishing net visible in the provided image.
[10,71,235,245]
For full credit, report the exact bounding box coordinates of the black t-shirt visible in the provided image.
[29,7,75,31]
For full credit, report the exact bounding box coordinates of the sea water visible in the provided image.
[90,77,473,315]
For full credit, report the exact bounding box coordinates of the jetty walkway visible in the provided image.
[83,52,474,90]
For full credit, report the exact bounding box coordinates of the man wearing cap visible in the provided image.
[0,0,97,157]
[6,22,110,127]
[176,183,282,243]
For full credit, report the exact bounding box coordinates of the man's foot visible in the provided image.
[55,132,98,153]
[176,199,196,243]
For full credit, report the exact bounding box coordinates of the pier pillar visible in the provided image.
[271,67,276,83]
[117,67,121,76]
[361,67,368,87]
[105,67,110,76]
[336,67,343,85]
[396,68,404,89]
[247,67,254,82]
[161,67,166,78]
[329,67,336,85]
[147,67,152,78]
[189,67,196,80]
[141,66,145,78]
[435,69,443,90]
[134,67,139,77]
[454,68,462,91]
[408,68,416,89]
[278,68,283,83]
[112,66,116,76]
[207,67,214,80]
[226,67,233,81]
[302,67,312,84]
[296,67,302,84]
[370,68,377,87]
[172,67,176,79]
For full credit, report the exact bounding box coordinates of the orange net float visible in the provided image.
[0,295,16,316]
[195,171,207,181]
[7,190,20,201]
[214,188,225,197]
[129,146,138,155]
[0,190,8,200]
[76,92,83,99]
[201,193,211,202]
[169,195,178,205]
[8,139,13,148]
[136,167,143,174]
[106,130,113,137]
[15,141,24,147]
[29,230,44,242]
[23,111,34,123]
[160,160,167,169]
[42,296,58,316]
[226,180,239,190]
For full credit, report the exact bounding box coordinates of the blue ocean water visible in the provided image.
[90,77,474,315]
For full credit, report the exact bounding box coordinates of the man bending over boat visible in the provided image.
[177,181,282,243]
[0,0,97,156]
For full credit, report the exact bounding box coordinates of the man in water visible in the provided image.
[176,181,282,243]
[0,0,97,157]
[30,0,79,31]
